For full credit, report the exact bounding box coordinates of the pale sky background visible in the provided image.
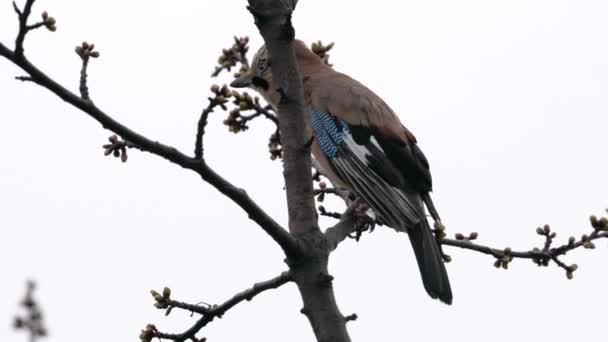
[1,1,607,341]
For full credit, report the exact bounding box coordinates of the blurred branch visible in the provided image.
[140,271,292,342]
[13,281,47,342]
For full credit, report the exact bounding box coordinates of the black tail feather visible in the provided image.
[408,219,453,304]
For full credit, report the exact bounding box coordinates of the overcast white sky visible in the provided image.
[1,1,607,341]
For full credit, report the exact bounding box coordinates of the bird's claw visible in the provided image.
[345,199,376,241]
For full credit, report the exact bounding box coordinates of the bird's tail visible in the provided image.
[408,214,453,305]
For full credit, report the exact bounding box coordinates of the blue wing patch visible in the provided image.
[310,106,350,157]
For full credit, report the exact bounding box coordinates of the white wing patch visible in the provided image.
[369,135,382,151]
[342,128,372,161]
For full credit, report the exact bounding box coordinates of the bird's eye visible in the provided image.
[258,58,269,73]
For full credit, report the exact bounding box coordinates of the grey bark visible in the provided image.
[246,1,352,341]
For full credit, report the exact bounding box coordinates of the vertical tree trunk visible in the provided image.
[246,1,352,341]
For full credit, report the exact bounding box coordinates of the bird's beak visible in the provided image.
[230,73,254,88]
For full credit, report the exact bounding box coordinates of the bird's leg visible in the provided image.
[422,192,441,223]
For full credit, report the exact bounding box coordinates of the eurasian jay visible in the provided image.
[231,40,453,304]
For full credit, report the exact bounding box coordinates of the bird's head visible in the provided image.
[230,44,272,93]
[230,40,326,107]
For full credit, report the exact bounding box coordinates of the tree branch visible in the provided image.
[13,0,55,57]
[324,200,376,251]
[141,271,293,342]
[14,0,36,56]
[325,215,358,252]
[439,221,608,278]
[246,2,353,342]
[194,84,231,159]
[74,41,100,101]
[247,0,317,237]
[320,189,607,277]
[0,42,300,259]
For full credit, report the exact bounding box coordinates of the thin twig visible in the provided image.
[194,85,231,159]
[441,230,605,261]
[12,1,22,16]
[79,56,90,100]
[440,228,608,277]
[318,205,342,220]
[194,102,214,159]
[15,75,34,82]
[14,0,36,57]
[143,272,292,342]
[74,42,100,100]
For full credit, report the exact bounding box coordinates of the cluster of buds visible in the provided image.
[268,130,282,160]
[311,41,335,66]
[536,224,558,251]
[139,324,158,342]
[535,224,557,239]
[75,41,100,60]
[581,234,596,249]
[223,89,282,159]
[433,222,447,239]
[494,247,513,269]
[214,36,250,76]
[102,135,128,162]
[454,232,479,241]
[232,90,256,111]
[209,84,232,111]
[223,91,255,133]
[565,264,578,280]
[150,287,172,310]
[41,11,56,32]
[590,215,608,232]
[223,109,243,133]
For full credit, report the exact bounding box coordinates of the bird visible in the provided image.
[231,40,453,304]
